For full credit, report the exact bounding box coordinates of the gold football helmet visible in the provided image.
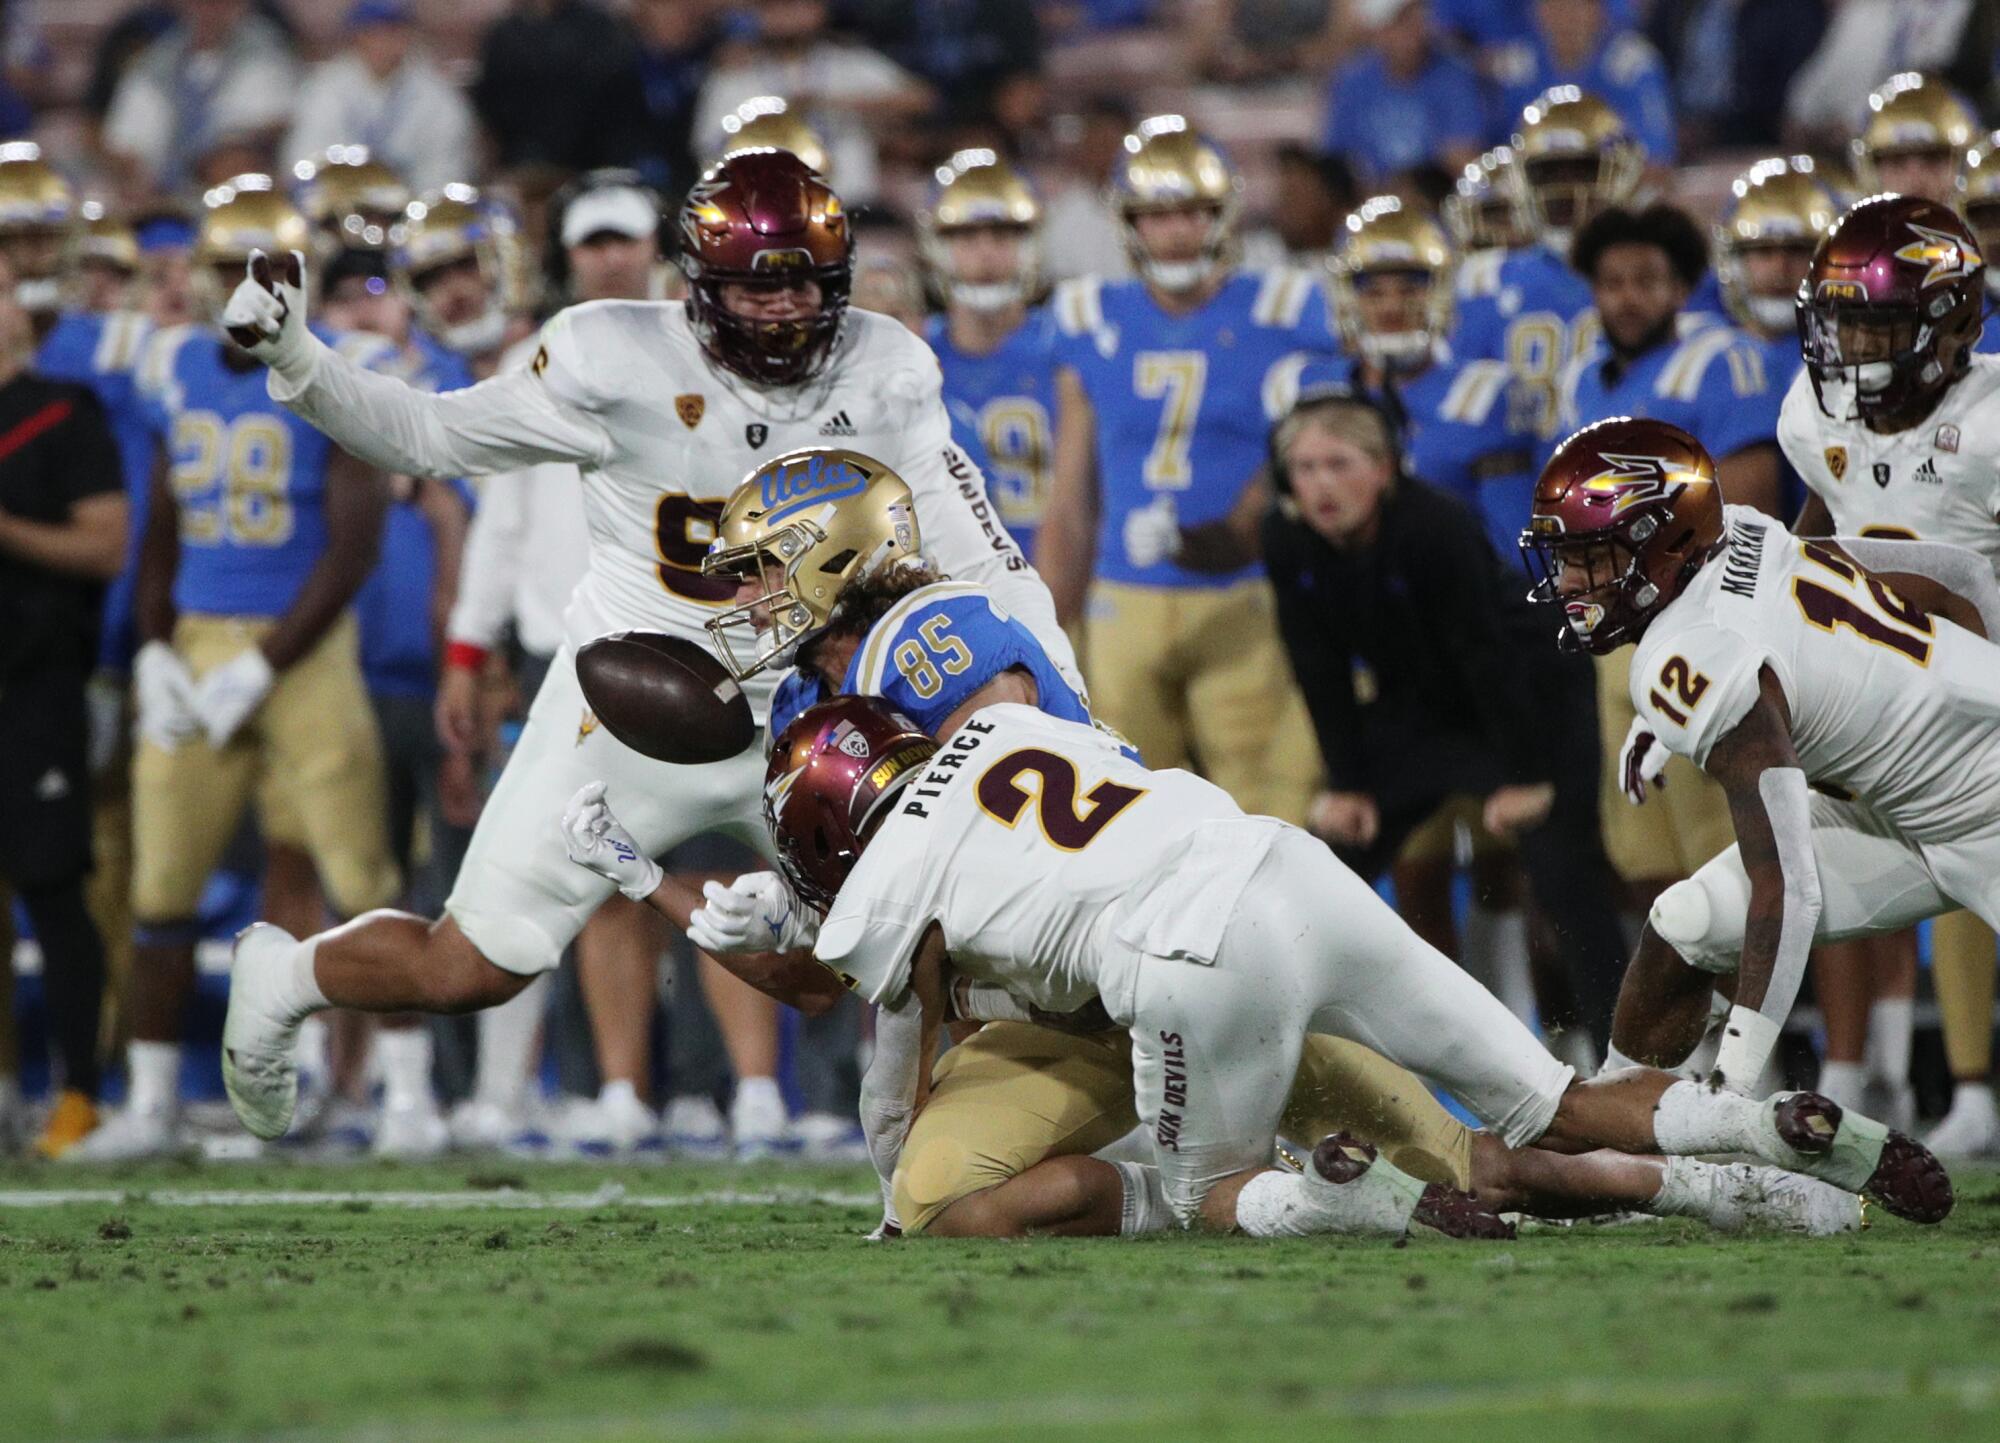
[716,96,832,177]
[918,148,1042,311]
[1330,196,1455,371]
[1510,88,1644,250]
[1962,131,2000,298]
[1715,156,1837,334]
[1110,114,1241,292]
[1442,147,1525,253]
[391,183,531,356]
[1853,73,1976,196]
[292,145,411,252]
[702,449,922,681]
[0,141,76,313]
[195,174,312,322]
[77,200,138,273]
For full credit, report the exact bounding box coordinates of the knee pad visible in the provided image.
[1648,870,1743,975]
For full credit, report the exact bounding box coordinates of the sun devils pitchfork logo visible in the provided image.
[1577,453,1689,515]
[1894,221,1984,287]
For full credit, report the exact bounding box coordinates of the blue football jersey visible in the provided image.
[137,325,365,618]
[1489,28,1676,162]
[927,310,1058,562]
[1975,315,2000,355]
[1559,321,1782,470]
[770,580,1091,741]
[350,331,478,696]
[1278,350,1533,560]
[1054,269,1336,588]
[1450,244,1597,444]
[37,308,155,669]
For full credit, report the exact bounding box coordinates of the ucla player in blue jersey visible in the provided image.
[1961,135,2000,358]
[1455,90,1638,447]
[76,177,402,1159]
[918,151,1059,564]
[1041,115,1328,825]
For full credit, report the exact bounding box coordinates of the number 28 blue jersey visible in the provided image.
[928,310,1059,563]
[770,580,1092,741]
[138,324,381,618]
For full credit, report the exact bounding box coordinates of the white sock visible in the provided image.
[1866,997,1914,1090]
[1817,1060,1868,1112]
[1644,1154,1712,1219]
[1601,1042,1646,1074]
[1111,1160,1171,1235]
[126,1041,181,1115]
[735,1075,782,1113]
[473,973,547,1108]
[1477,908,1537,1025]
[1650,1079,1779,1158]
[278,934,329,1023]
[1233,1159,1425,1238]
[297,1016,330,1079]
[1950,1080,1996,1115]
[374,1026,434,1108]
[599,1078,640,1109]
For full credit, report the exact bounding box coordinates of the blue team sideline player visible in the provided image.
[76,176,402,1160]
[919,151,1059,565]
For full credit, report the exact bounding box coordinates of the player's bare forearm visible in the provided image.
[1045,369,1100,627]
[417,477,470,650]
[1792,490,1833,537]
[1705,672,1813,1016]
[937,668,1036,739]
[908,925,950,1113]
[135,460,180,645]
[259,451,387,671]
[698,942,845,1017]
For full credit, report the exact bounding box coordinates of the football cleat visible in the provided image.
[730,1083,797,1161]
[221,923,306,1142]
[1412,1184,1518,1241]
[1925,1085,2000,1158]
[566,1082,663,1159]
[32,1089,100,1159]
[1714,1164,1864,1236]
[373,1094,451,1160]
[663,1094,731,1158]
[61,1101,187,1162]
[1773,1091,1953,1224]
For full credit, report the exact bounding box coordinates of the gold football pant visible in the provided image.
[1083,578,1320,826]
[1594,649,1734,882]
[131,613,399,925]
[1932,910,1997,1079]
[892,1023,1473,1234]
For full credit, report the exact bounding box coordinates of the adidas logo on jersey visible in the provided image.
[819,410,857,437]
[1915,458,1943,485]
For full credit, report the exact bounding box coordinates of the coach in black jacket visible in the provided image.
[1262,390,1627,1048]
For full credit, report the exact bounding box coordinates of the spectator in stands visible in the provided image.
[472,0,647,185]
[693,0,932,206]
[1187,0,1347,84]
[1262,388,1627,1053]
[1257,144,1355,268]
[1037,96,1134,282]
[101,0,299,196]
[0,267,126,1156]
[1489,0,1675,164]
[282,2,475,196]
[1038,0,1156,39]
[1320,0,1484,187]
[1784,1,1992,149]
[856,0,1042,128]
[1432,0,1635,49]
[1648,0,1826,152]
[630,0,731,198]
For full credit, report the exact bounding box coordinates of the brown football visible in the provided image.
[574,632,756,765]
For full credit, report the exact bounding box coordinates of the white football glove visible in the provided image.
[1122,494,1183,569]
[687,871,818,956]
[193,647,275,747]
[221,249,315,380]
[1617,714,1670,806]
[560,781,663,900]
[133,641,200,753]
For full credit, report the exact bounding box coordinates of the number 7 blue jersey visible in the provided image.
[770,580,1091,741]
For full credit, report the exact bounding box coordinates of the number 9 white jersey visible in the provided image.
[1629,506,2000,842]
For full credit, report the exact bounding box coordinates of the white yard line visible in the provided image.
[0,1185,877,1210]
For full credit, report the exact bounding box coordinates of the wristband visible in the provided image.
[1712,1006,1781,1093]
[444,640,490,672]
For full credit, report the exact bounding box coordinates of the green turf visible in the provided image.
[2,1158,1998,1443]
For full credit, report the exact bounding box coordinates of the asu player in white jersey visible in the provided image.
[1525,419,2000,1127]
[1042,115,1325,823]
[215,148,1072,1142]
[734,695,1952,1235]
[1781,193,2000,1154]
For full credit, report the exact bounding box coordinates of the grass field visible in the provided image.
[3,1157,1998,1443]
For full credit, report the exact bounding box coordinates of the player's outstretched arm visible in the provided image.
[1700,666,1821,1089]
[225,250,611,481]
[1040,368,1100,630]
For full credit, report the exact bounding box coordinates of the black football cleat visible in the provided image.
[1412,1183,1517,1241]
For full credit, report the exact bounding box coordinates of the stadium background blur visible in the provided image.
[2,0,1998,1162]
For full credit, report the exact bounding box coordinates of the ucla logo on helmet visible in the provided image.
[756,451,872,511]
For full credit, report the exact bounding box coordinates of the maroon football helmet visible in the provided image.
[764,695,938,909]
[1797,193,1985,423]
[679,149,853,387]
[1520,417,1726,654]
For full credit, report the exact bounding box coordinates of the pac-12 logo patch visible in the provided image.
[1936,423,1961,453]
[1823,445,1847,481]
[675,394,705,429]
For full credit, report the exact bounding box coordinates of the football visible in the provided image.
[573,631,756,765]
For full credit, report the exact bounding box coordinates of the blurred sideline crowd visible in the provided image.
[4,0,2000,1165]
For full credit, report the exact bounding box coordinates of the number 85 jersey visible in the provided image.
[1629,505,2000,842]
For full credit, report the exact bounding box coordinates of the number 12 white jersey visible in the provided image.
[1629,505,2000,842]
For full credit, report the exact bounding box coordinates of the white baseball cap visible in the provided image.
[561,187,658,247]
[1350,0,1420,26]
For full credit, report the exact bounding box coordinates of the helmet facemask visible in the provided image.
[1798,287,1975,423]
[1521,518,1663,654]
[703,522,833,681]
[1122,199,1239,295]
[685,256,851,387]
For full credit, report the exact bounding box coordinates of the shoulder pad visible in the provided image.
[1250,268,1318,330]
[1439,360,1510,425]
[1051,276,1105,337]
[135,323,199,401]
[1655,326,1739,403]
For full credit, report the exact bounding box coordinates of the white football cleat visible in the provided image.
[794,1111,868,1162]
[222,924,306,1141]
[1716,1164,1863,1236]
[1925,1084,2000,1158]
[730,1081,796,1161]
[566,1081,661,1158]
[662,1094,729,1158]
[373,1094,451,1159]
[449,1096,526,1152]
[62,1102,186,1162]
